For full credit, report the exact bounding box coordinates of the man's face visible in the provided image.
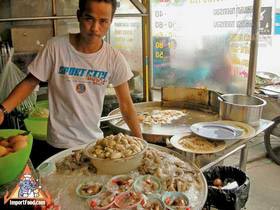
[78,1,113,41]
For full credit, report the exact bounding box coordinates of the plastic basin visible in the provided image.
[0,129,33,185]
[24,118,47,141]
[24,100,48,141]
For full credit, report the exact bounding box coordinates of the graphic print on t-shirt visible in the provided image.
[58,66,108,86]
[76,83,86,94]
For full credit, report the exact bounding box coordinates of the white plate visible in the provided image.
[190,122,244,140]
[170,133,226,154]
[256,71,279,80]
[260,85,280,96]
[213,120,256,139]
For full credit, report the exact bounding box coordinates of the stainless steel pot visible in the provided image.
[219,94,267,126]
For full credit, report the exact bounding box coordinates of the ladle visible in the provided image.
[216,92,227,102]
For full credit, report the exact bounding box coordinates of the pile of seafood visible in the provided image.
[77,182,103,197]
[89,191,115,209]
[55,147,202,192]
[134,175,161,194]
[162,192,190,210]
[55,149,96,175]
[138,110,187,126]
[86,133,145,159]
[55,147,202,193]
[142,197,164,210]
[47,135,205,209]
[139,148,201,192]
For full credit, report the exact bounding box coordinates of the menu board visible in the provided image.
[151,0,258,93]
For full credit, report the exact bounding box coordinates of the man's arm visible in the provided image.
[114,82,143,139]
[0,73,40,125]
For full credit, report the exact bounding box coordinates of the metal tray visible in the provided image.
[108,101,219,143]
[38,144,208,210]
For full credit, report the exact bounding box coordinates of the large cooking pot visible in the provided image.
[219,94,267,126]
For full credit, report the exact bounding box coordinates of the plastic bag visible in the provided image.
[0,61,37,115]
[203,166,250,210]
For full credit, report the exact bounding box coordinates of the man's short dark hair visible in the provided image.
[79,0,117,18]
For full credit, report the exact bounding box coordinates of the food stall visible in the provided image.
[108,87,273,171]
[0,0,278,210]
[0,87,274,209]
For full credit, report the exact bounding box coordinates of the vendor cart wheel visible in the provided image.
[264,116,280,165]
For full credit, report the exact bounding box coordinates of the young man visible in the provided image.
[0,0,142,162]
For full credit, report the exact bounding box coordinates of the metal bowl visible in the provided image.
[219,94,267,126]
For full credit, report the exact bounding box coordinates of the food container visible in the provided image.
[138,195,165,210]
[0,129,33,185]
[84,138,148,175]
[24,100,49,141]
[133,175,161,195]
[161,192,191,210]
[88,191,116,210]
[114,191,144,209]
[37,162,56,177]
[219,94,267,126]
[106,175,134,193]
[29,100,49,118]
[76,181,103,199]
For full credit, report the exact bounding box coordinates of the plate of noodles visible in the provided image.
[170,133,226,154]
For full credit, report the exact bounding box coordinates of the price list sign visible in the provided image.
[151,1,182,87]
[150,0,259,93]
[152,37,171,86]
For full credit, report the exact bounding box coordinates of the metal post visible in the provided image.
[0,14,147,22]
[239,143,249,172]
[247,0,261,96]
[142,0,151,101]
[201,144,246,172]
[52,0,57,37]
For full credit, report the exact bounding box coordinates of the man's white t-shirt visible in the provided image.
[28,35,133,148]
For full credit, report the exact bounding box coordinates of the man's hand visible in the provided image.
[0,111,4,125]
[0,73,40,126]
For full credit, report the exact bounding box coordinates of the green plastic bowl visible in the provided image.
[24,118,47,141]
[29,100,49,119]
[24,100,48,141]
[33,100,49,111]
[0,129,33,185]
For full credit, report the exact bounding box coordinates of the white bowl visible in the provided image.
[133,175,162,194]
[84,138,148,175]
[76,181,103,199]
